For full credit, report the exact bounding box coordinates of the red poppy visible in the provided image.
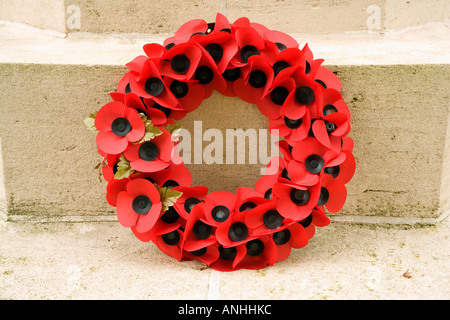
[215,209,258,248]
[271,223,309,262]
[143,43,166,60]
[209,244,247,272]
[163,19,209,48]
[233,187,270,213]
[128,59,179,108]
[318,173,347,213]
[233,55,274,104]
[324,137,356,184]
[116,71,134,94]
[162,77,206,114]
[281,67,323,121]
[219,67,242,97]
[116,178,162,233]
[106,177,129,207]
[95,101,145,155]
[287,136,346,186]
[311,88,351,152]
[313,66,342,92]
[119,92,168,126]
[295,206,330,242]
[191,30,239,74]
[190,45,227,98]
[301,43,325,79]
[101,153,121,182]
[230,26,266,67]
[255,156,290,199]
[245,200,288,236]
[269,107,311,145]
[272,181,321,220]
[257,69,297,119]
[201,190,237,227]
[158,43,203,81]
[172,185,209,220]
[159,162,193,189]
[153,229,184,261]
[264,29,299,51]
[233,235,277,270]
[123,127,174,173]
[183,205,217,252]
[153,206,184,237]
[183,244,220,267]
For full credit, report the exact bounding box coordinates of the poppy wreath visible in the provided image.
[84,13,356,272]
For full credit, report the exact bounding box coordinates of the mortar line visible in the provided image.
[5,210,450,226]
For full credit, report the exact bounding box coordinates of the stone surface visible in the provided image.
[1,218,449,299]
[2,0,449,36]
[0,62,449,220]
[0,0,66,33]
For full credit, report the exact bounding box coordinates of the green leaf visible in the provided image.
[84,111,98,133]
[135,113,163,144]
[165,123,183,142]
[156,185,183,213]
[114,155,135,180]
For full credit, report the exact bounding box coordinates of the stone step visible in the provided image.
[1,0,449,35]
[0,23,449,223]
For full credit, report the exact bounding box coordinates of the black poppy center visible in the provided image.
[317,187,330,206]
[295,86,315,105]
[138,141,159,161]
[162,230,180,246]
[273,229,291,245]
[263,210,284,230]
[161,206,180,224]
[290,188,310,206]
[239,202,257,212]
[323,104,338,116]
[153,103,172,118]
[284,117,303,129]
[205,43,223,62]
[219,246,237,260]
[184,197,201,214]
[249,70,267,88]
[281,168,291,181]
[272,60,290,76]
[324,165,340,178]
[315,79,327,89]
[240,45,259,63]
[305,60,311,74]
[195,66,214,84]
[325,121,336,133]
[171,54,190,73]
[264,188,273,200]
[222,68,241,81]
[299,214,313,228]
[165,43,175,50]
[275,42,287,52]
[162,179,180,189]
[246,239,265,256]
[144,77,164,97]
[271,86,289,105]
[132,195,152,215]
[228,222,248,242]
[305,154,325,174]
[190,247,207,256]
[111,117,131,137]
[193,221,213,240]
[170,80,189,98]
[211,205,230,222]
